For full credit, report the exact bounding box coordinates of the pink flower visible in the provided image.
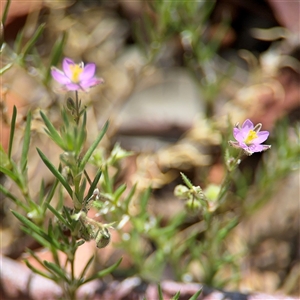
[51,58,104,91]
[229,119,271,155]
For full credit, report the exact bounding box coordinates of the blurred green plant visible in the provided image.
[133,0,230,117]
[0,99,123,299]
[0,0,66,85]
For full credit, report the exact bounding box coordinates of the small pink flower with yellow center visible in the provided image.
[51,58,103,91]
[229,119,271,155]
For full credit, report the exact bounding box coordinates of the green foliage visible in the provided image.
[1,101,119,299]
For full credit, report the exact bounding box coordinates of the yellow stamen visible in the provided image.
[244,130,258,144]
[70,64,83,83]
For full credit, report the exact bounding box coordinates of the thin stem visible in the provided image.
[84,170,92,185]
[217,150,244,204]
[74,90,80,125]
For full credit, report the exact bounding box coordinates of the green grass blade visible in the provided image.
[25,259,56,281]
[21,23,45,59]
[84,258,122,284]
[123,183,137,212]
[188,288,202,300]
[79,120,109,171]
[0,165,18,182]
[43,178,59,207]
[171,291,181,300]
[1,0,11,26]
[84,168,102,202]
[20,111,31,172]
[8,105,17,159]
[0,62,13,75]
[79,255,94,280]
[14,29,24,53]
[37,148,73,198]
[12,211,61,249]
[0,184,27,210]
[39,111,64,148]
[180,172,193,189]
[76,110,87,154]
[46,203,70,228]
[114,184,126,202]
[158,284,163,300]
[44,32,66,85]
[43,261,69,283]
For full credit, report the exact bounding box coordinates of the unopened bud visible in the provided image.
[185,198,201,214]
[174,185,190,199]
[66,97,76,113]
[204,184,221,202]
[61,166,74,185]
[95,227,111,249]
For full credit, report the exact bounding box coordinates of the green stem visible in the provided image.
[217,150,244,204]
[74,91,80,125]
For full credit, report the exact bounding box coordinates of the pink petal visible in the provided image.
[51,68,71,84]
[62,58,75,79]
[65,83,80,91]
[253,131,269,144]
[80,78,103,89]
[250,144,265,152]
[233,128,244,143]
[242,119,254,131]
[80,63,96,81]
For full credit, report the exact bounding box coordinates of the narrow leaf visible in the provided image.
[188,288,202,300]
[102,165,112,194]
[158,284,163,300]
[46,203,70,228]
[79,255,94,280]
[123,183,137,212]
[114,184,126,202]
[84,168,102,202]
[171,291,181,300]
[26,248,48,269]
[79,120,109,171]
[180,172,193,189]
[1,0,11,26]
[0,184,27,210]
[8,105,17,159]
[39,111,64,148]
[44,32,66,85]
[12,210,60,248]
[21,111,31,172]
[0,165,18,182]
[140,187,151,213]
[25,259,55,281]
[37,148,73,198]
[22,227,52,249]
[44,261,69,283]
[0,62,13,75]
[84,258,122,284]
[21,23,45,58]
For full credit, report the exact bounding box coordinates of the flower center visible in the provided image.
[244,130,258,144]
[69,64,83,83]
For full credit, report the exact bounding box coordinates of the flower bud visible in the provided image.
[204,184,221,202]
[61,166,74,185]
[185,198,201,214]
[174,185,190,199]
[66,97,76,114]
[95,227,111,249]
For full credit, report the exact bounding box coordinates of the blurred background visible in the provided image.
[1,0,299,299]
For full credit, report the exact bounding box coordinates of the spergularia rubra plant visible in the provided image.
[51,58,103,91]
[229,119,271,155]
